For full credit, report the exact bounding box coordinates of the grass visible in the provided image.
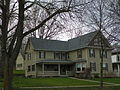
[13,70,25,75]
[1,77,120,89]
[13,77,99,87]
[94,78,120,84]
[14,86,120,90]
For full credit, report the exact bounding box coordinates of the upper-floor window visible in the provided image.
[27,53,31,60]
[66,52,69,59]
[99,50,107,58]
[89,48,95,57]
[54,52,67,60]
[61,52,66,60]
[94,38,100,45]
[54,52,61,59]
[77,50,82,58]
[39,51,46,58]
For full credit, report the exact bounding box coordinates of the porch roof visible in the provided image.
[112,62,120,64]
[36,59,87,64]
[36,60,74,64]
[74,59,87,63]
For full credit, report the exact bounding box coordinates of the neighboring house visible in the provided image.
[25,31,113,77]
[16,43,26,70]
[112,45,120,77]
[16,53,25,70]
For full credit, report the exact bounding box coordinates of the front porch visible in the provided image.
[25,59,88,77]
[36,63,74,76]
[113,63,120,77]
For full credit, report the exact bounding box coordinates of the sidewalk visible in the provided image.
[69,77,120,86]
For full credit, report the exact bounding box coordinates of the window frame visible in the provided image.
[89,48,95,57]
[90,62,96,71]
[77,50,82,58]
[39,51,46,58]
[32,65,35,71]
[28,66,31,72]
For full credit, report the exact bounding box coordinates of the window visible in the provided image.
[61,52,66,60]
[94,38,99,45]
[103,63,108,71]
[76,63,86,71]
[45,64,58,71]
[89,49,95,57]
[77,50,82,58]
[39,51,45,58]
[66,52,69,59]
[99,50,107,58]
[28,66,31,72]
[32,65,35,71]
[90,62,96,71]
[54,52,61,59]
[94,37,101,46]
[17,64,22,68]
[76,64,82,71]
[27,53,31,60]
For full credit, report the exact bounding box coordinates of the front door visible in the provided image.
[60,65,66,75]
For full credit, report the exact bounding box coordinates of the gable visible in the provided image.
[68,31,98,50]
[88,32,111,48]
[25,39,34,52]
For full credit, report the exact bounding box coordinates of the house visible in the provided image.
[24,30,113,77]
[112,45,120,77]
[16,53,25,70]
[16,43,26,70]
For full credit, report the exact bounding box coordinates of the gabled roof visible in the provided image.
[30,38,68,51]
[68,31,98,50]
[27,31,105,51]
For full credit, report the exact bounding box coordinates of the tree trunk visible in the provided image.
[3,55,14,90]
[0,61,4,78]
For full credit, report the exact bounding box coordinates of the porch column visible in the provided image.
[42,63,44,75]
[58,64,60,75]
[118,64,120,76]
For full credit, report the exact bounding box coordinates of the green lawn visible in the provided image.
[13,70,25,75]
[1,77,120,89]
[13,77,98,87]
[94,78,120,84]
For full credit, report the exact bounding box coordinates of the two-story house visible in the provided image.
[112,45,120,77]
[24,31,113,77]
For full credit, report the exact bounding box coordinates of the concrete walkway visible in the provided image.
[69,77,120,86]
[20,84,120,89]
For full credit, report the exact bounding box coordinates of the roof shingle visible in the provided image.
[29,31,99,51]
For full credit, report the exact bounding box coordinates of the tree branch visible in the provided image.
[23,9,70,36]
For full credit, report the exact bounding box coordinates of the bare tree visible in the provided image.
[107,0,120,43]
[83,0,109,88]
[25,5,65,39]
[0,0,91,89]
